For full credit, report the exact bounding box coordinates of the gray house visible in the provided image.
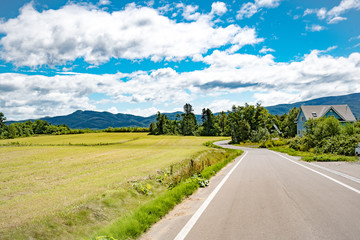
[295,105,356,136]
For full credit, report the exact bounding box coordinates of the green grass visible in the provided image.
[232,142,260,148]
[93,147,242,240]
[0,133,229,239]
[270,145,358,162]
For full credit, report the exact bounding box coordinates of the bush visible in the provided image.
[315,134,360,156]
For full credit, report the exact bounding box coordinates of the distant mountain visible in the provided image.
[7,110,203,130]
[266,93,360,119]
[7,93,359,129]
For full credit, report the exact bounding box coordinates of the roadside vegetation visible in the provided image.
[151,103,360,161]
[260,117,360,162]
[94,142,242,240]
[150,103,298,142]
[0,132,241,239]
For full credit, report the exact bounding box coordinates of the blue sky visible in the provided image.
[0,0,359,120]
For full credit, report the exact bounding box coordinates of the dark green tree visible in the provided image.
[215,111,230,136]
[0,112,6,138]
[280,107,299,138]
[32,120,50,134]
[200,108,218,136]
[180,103,197,136]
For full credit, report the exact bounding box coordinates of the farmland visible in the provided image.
[0,132,227,239]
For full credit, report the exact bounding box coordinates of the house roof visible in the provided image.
[298,105,356,122]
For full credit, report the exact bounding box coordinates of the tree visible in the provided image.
[0,112,6,128]
[0,112,6,138]
[215,111,230,136]
[280,107,299,138]
[200,108,218,136]
[227,103,270,143]
[180,103,197,136]
[32,120,49,134]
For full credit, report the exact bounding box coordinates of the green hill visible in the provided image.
[266,93,360,119]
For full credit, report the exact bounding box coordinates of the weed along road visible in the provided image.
[140,141,360,240]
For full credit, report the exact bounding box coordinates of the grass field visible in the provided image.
[0,133,227,239]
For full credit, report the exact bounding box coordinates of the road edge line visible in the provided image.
[272,151,360,195]
[173,151,248,240]
[308,162,360,184]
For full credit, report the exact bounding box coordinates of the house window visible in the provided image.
[298,130,301,134]
[301,117,305,121]
[312,112,317,117]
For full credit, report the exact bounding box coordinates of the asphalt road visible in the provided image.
[141,141,360,240]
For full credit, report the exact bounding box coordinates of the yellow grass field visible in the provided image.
[0,133,226,239]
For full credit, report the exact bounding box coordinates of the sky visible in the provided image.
[0,0,359,120]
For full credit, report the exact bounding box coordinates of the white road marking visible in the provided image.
[173,151,248,240]
[272,151,360,195]
[308,162,360,184]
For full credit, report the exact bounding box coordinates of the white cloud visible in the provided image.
[327,0,360,21]
[237,0,281,19]
[208,99,246,113]
[0,3,262,67]
[303,8,326,19]
[98,0,111,6]
[123,107,165,117]
[211,2,227,16]
[304,0,360,24]
[2,50,360,120]
[255,0,281,8]
[328,16,347,24]
[107,106,118,114]
[259,46,275,54]
[237,3,258,19]
[306,24,325,32]
[176,3,201,20]
[316,8,327,19]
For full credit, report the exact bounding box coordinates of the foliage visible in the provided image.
[180,103,198,136]
[149,104,199,136]
[132,183,152,195]
[277,107,299,138]
[200,108,218,136]
[215,111,230,136]
[315,134,360,156]
[104,127,149,132]
[149,104,299,140]
[186,174,209,188]
[302,155,358,162]
[94,146,242,240]
[228,103,270,143]
[287,116,360,156]
[0,117,73,139]
[270,146,358,162]
[259,139,287,148]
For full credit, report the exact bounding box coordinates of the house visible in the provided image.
[295,105,356,136]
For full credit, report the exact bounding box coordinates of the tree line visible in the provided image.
[0,113,73,139]
[0,112,149,139]
[149,103,299,143]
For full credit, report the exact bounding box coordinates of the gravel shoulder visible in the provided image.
[310,160,360,179]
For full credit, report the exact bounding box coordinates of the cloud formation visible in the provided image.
[2,50,360,120]
[0,3,261,67]
[304,0,360,24]
[237,0,281,19]
[306,24,325,32]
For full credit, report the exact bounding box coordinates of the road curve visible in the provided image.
[141,141,360,240]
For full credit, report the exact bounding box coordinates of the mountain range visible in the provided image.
[8,93,360,129]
